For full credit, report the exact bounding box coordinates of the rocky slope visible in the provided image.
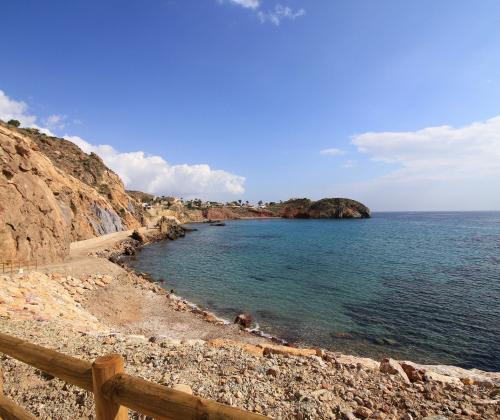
[26,128,145,227]
[1,270,498,419]
[0,121,141,263]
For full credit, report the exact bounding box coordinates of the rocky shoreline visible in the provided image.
[102,228,500,386]
[1,227,499,419]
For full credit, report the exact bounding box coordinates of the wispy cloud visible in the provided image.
[217,1,305,25]
[257,5,305,26]
[45,114,66,130]
[320,147,346,156]
[342,160,357,168]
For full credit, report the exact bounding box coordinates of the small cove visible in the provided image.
[130,212,500,371]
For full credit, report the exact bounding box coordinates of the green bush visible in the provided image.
[7,119,21,127]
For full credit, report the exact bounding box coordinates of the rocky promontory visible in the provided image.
[269,198,371,219]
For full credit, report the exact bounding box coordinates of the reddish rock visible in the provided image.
[380,358,411,384]
[354,406,373,418]
[401,362,425,382]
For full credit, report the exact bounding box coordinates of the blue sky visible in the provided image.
[1,0,500,210]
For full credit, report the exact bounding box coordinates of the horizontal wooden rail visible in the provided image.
[0,333,93,392]
[0,333,268,419]
[102,373,266,420]
[0,395,37,420]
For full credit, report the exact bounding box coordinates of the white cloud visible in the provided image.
[338,116,500,210]
[65,136,246,198]
[223,0,260,9]
[257,5,305,26]
[320,147,346,156]
[0,90,37,126]
[352,116,500,181]
[217,1,305,25]
[0,90,56,135]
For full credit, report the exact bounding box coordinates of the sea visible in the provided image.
[130,212,500,371]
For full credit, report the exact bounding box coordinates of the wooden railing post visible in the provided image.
[92,355,127,420]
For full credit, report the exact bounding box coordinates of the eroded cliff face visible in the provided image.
[27,129,144,227]
[0,122,141,263]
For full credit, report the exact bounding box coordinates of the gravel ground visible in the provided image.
[0,319,499,419]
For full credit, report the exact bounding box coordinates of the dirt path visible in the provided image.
[69,227,154,259]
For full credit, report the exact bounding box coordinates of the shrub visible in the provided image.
[7,119,21,127]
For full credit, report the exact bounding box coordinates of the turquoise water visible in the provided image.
[130,212,500,371]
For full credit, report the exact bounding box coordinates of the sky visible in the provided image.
[1,0,500,211]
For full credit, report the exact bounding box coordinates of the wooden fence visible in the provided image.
[0,332,268,420]
[1,260,38,275]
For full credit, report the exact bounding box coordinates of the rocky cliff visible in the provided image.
[270,198,371,219]
[0,121,141,263]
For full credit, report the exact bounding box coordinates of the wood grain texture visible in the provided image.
[92,355,128,420]
[0,395,37,420]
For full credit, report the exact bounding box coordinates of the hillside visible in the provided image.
[0,121,142,263]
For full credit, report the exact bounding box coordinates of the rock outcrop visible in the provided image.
[26,128,144,227]
[270,198,371,219]
[204,206,275,220]
[0,121,141,263]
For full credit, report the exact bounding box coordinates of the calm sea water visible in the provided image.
[130,212,500,371]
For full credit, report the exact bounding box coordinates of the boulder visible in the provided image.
[234,313,252,328]
[401,362,425,382]
[335,355,380,371]
[423,371,463,388]
[379,358,410,384]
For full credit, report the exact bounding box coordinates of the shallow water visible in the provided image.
[130,212,500,371]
